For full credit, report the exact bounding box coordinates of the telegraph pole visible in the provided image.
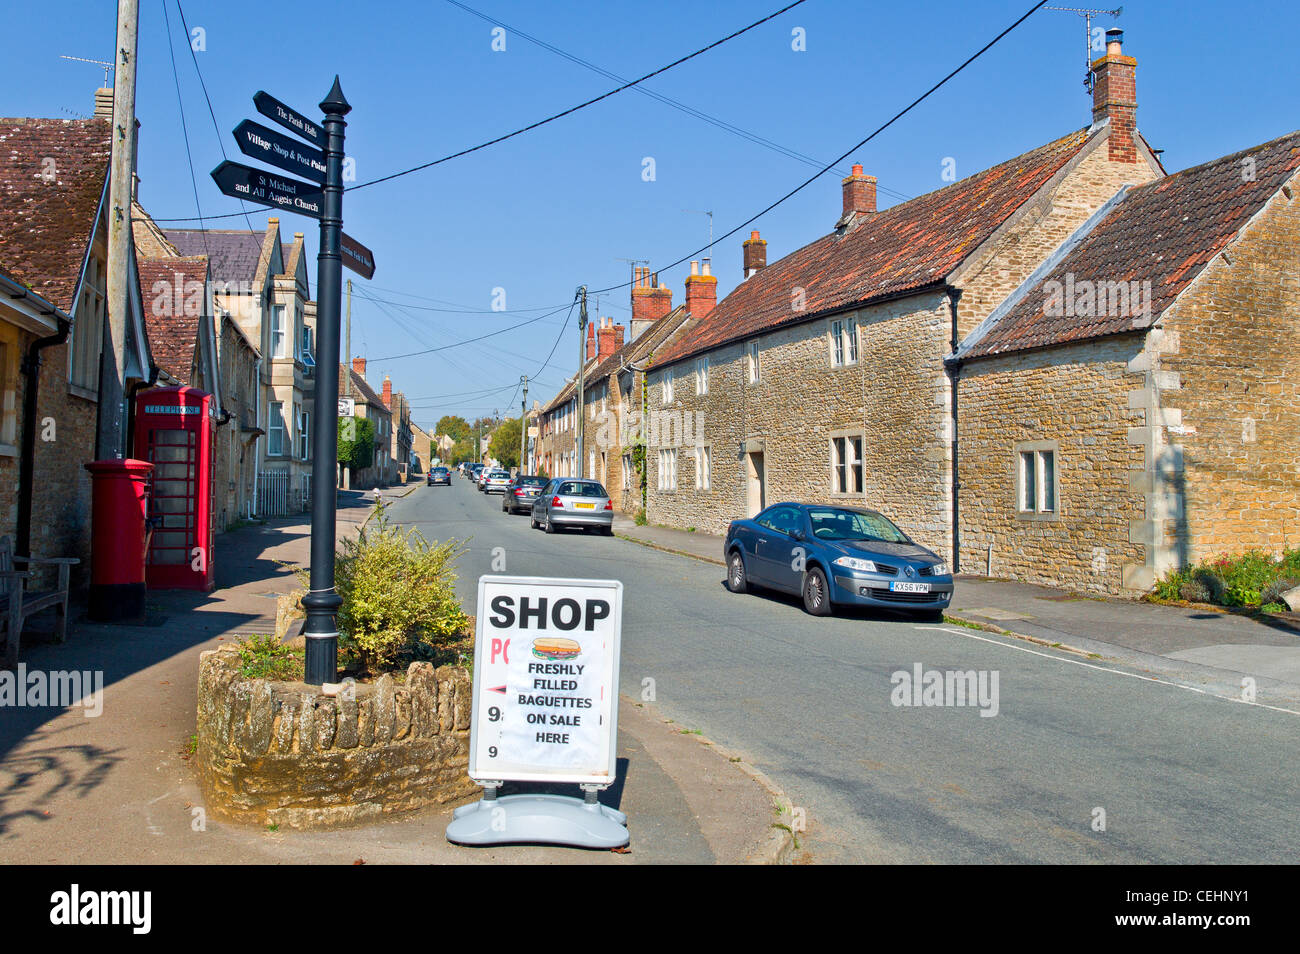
[576,285,588,478]
[301,77,350,687]
[97,0,138,459]
[345,278,352,398]
[519,375,528,473]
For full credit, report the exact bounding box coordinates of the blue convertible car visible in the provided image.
[724,503,954,618]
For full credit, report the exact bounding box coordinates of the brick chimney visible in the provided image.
[841,164,876,222]
[586,321,597,361]
[684,261,717,319]
[630,267,672,339]
[597,318,624,361]
[742,231,767,279]
[352,356,366,378]
[1091,28,1137,163]
[382,374,392,407]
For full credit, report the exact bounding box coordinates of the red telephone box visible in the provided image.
[133,386,216,591]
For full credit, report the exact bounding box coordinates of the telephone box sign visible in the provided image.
[469,576,622,785]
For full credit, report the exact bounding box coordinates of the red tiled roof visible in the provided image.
[962,129,1300,359]
[139,256,208,381]
[0,117,111,313]
[655,128,1094,367]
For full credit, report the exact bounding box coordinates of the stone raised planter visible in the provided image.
[196,645,477,829]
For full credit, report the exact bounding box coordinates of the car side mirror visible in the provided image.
[790,529,804,541]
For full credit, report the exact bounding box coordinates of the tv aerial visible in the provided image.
[1044,6,1123,94]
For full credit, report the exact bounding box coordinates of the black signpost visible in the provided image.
[233,119,327,183]
[253,90,324,147]
[211,160,323,217]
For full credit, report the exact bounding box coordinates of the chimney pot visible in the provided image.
[690,260,700,276]
[841,166,877,222]
[1091,27,1138,163]
[743,230,768,278]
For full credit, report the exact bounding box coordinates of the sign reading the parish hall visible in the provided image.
[468,576,622,785]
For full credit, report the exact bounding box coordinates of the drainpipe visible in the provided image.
[252,355,262,517]
[17,319,72,557]
[946,286,964,573]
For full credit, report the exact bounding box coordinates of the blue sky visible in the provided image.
[6,0,1297,431]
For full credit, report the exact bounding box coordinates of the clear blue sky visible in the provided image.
[6,0,1297,431]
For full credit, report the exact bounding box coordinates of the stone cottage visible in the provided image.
[952,128,1300,594]
[644,30,1163,568]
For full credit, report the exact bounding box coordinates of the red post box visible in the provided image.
[84,458,154,621]
[133,386,216,591]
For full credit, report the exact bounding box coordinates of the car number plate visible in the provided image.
[574,502,595,509]
[890,581,930,594]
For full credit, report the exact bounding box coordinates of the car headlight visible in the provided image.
[833,556,878,573]
[929,562,949,577]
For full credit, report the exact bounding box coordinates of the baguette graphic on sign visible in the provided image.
[468,576,622,785]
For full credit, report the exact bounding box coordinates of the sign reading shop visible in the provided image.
[469,576,622,785]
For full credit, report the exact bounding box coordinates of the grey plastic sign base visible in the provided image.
[446,794,629,849]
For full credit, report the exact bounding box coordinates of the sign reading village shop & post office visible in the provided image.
[469,576,622,785]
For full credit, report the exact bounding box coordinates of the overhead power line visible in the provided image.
[149,0,807,223]
[588,0,1051,296]
[443,0,913,203]
[344,0,810,193]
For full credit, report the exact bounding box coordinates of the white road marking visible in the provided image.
[914,625,1300,718]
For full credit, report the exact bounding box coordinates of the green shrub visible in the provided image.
[335,504,469,673]
[633,508,648,527]
[236,634,304,680]
[1153,570,1187,602]
[1154,551,1300,609]
[1178,577,1212,604]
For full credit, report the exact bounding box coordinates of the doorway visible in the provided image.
[746,450,765,515]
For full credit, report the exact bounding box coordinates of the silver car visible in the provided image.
[482,469,512,494]
[531,479,614,535]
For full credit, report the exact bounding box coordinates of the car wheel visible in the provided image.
[802,567,832,616]
[918,608,945,623]
[544,514,556,534]
[530,513,540,529]
[601,525,613,537]
[727,550,749,594]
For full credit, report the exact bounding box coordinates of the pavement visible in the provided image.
[612,515,1300,707]
[0,484,787,865]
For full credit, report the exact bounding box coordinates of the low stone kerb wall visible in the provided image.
[197,646,477,829]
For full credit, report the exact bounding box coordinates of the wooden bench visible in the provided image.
[0,535,79,669]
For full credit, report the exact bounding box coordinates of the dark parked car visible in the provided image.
[531,479,614,535]
[723,503,953,618]
[502,474,549,514]
[427,466,450,486]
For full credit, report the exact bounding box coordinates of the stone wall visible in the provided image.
[197,646,477,829]
[957,336,1147,595]
[646,290,955,560]
[1157,180,1300,566]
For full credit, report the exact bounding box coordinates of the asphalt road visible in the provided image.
[389,477,1300,864]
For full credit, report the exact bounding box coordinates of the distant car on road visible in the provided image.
[482,469,512,494]
[427,466,450,486]
[723,503,953,619]
[501,474,549,514]
[531,479,614,535]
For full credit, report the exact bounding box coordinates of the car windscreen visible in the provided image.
[489,471,509,478]
[518,476,548,487]
[556,481,607,497]
[807,508,911,543]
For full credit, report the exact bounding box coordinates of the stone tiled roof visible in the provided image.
[138,256,208,381]
[165,226,270,286]
[961,129,1300,359]
[654,128,1095,367]
[132,201,181,258]
[543,304,691,414]
[0,117,111,313]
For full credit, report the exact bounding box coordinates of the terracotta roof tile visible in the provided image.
[0,117,111,313]
[139,256,209,381]
[962,129,1300,359]
[654,128,1093,367]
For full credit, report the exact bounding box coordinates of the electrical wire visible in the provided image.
[587,0,1051,295]
[344,0,809,193]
